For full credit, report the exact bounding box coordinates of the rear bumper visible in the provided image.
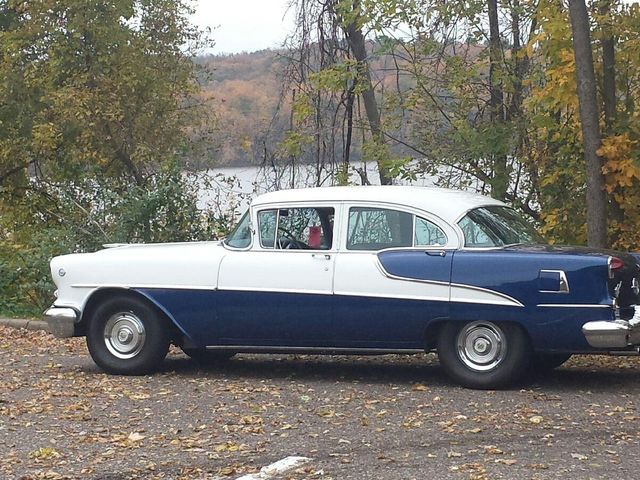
[43,306,78,338]
[583,309,640,349]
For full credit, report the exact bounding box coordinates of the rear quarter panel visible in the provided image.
[451,250,615,352]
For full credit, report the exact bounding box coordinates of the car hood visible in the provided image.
[50,241,227,290]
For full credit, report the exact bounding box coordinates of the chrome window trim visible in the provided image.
[339,200,460,250]
[221,210,253,251]
[454,205,541,250]
[253,203,338,252]
[222,241,253,252]
[414,215,448,248]
[344,205,452,252]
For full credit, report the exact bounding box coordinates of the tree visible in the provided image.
[488,0,508,201]
[0,0,211,196]
[338,0,393,184]
[0,0,215,314]
[267,0,403,188]
[568,0,608,247]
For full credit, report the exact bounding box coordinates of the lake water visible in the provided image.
[199,162,439,210]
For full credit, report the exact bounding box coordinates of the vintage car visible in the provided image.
[44,186,640,389]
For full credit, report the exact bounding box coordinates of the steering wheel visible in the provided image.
[277,226,308,249]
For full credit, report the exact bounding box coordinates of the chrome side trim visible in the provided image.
[217,286,331,295]
[537,304,613,308]
[73,281,523,306]
[450,283,525,307]
[374,257,524,307]
[374,257,450,287]
[334,291,448,302]
[204,345,425,354]
[72,284,217,291]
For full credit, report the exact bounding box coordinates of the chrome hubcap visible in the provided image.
[104,312,146,359]
[456,321,506,372]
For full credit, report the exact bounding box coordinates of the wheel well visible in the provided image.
[425,319,533,351]
[79,288,181,341]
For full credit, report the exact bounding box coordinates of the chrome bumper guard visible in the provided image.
[583,308,640,349]
[43,307,78,338]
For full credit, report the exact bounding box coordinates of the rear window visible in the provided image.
[347,207,447,251]
[458,206,542,247]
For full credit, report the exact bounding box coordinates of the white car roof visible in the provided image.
[251,186,506,224]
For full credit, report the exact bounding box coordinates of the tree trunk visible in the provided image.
[599,0,616,134]
[341,1,392,185]
[488,0,508,201]
[568,0,608,248]
[509,0,523,120]
[597,0,623,233]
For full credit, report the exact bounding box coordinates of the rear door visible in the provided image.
[332,205,455,348]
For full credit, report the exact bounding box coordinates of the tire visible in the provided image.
[437,321,531,389]
[530,353,572,373]
[182,348,236,364]
[86,295,169,375]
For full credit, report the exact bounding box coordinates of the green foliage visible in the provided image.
[0,0,219,316]
[310,60,364,94]
[0,0,212,188]
[0,167,245,316]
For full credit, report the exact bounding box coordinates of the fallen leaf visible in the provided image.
[529,415,543,424]
[127,432,145,442]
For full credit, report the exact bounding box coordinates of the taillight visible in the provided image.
[609,256,624,279]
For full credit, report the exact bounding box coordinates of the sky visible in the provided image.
[193,0,639,55]
[192,0,295,54]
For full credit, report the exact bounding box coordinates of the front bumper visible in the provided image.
[583,308,640,349]
[43,306,78,338]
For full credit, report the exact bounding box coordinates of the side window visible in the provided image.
[258,210,277,248]
[347,207,413,250]
[347,207,448,251]
[415,217,447,246]
[225,210,252,248]
[458,214,495,247]
[259,207,334,250]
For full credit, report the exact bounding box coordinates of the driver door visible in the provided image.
[216,204,337,346]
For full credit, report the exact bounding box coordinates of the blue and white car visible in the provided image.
[45,186,640,389]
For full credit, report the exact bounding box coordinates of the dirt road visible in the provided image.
[2,325,640,479]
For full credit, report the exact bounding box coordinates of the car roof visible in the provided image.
[251,186,506,224]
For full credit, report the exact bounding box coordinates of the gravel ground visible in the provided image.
[2,325,640,480]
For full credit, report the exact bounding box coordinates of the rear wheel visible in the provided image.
[86,296,169,375]
[437,321,531,389]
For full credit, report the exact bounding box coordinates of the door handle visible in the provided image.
[312,253,331,260]
[425,250,446,257]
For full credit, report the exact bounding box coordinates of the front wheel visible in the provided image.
[86,296,169,375]
[437,321,531,389]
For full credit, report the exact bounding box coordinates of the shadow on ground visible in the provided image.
[77,351,640,393]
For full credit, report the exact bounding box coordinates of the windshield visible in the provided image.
[224,210,251,248]
[458,206,543,248]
